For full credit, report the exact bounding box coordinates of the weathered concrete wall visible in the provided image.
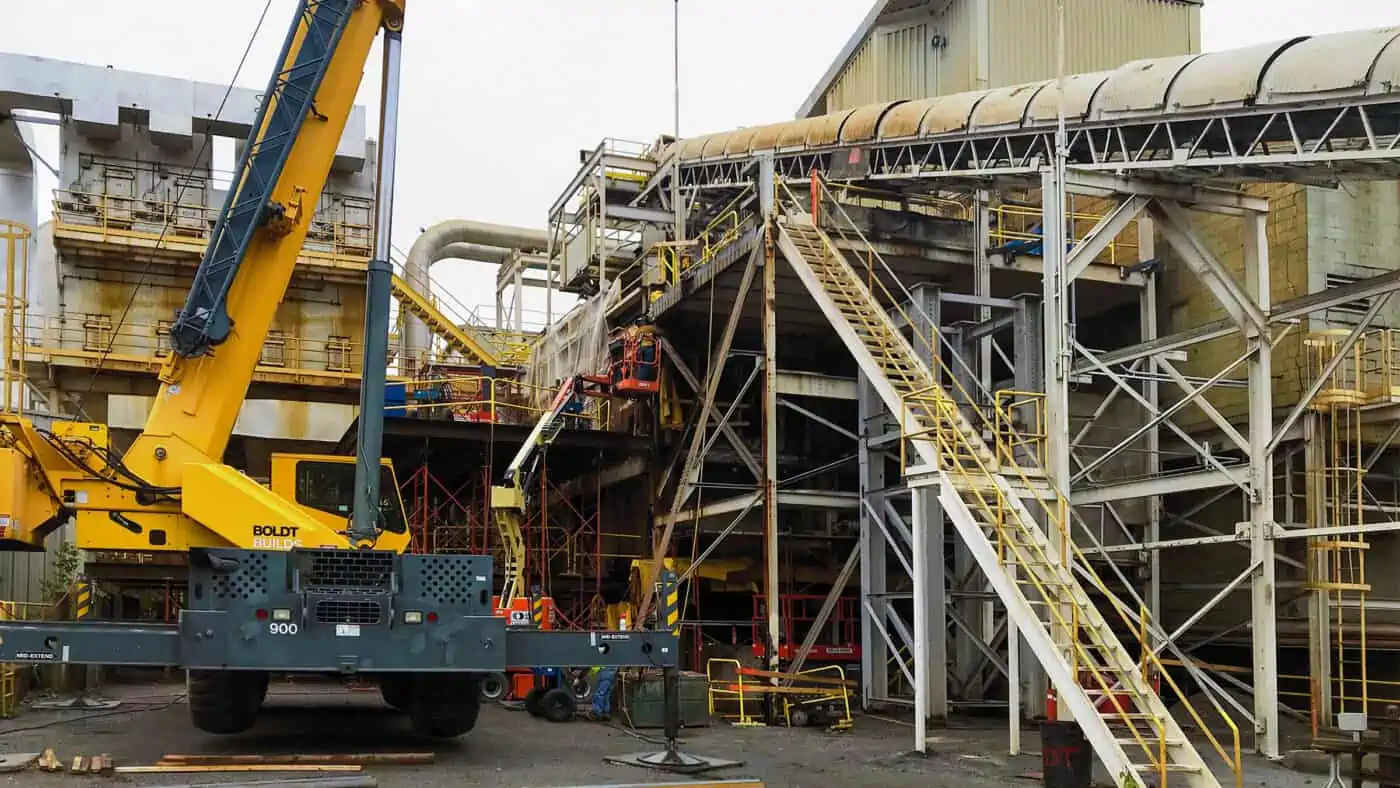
[1159,184,1311,432]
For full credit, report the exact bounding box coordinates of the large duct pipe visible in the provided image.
[402,220,550,360]
[434,242,512,267]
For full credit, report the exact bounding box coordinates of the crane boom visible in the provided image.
[151,0,402,463]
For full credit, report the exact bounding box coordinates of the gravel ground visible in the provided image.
[0,681,1319,787]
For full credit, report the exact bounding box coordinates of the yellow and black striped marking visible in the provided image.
[660,569,680,636]
[74,582,93,620]
[530,595,545,628]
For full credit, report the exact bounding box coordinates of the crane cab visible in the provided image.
[268,454,411,553]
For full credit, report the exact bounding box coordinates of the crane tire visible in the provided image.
[379,675,410,710]
[187,669,262,735]
[408,674,481,738]
[479,672,508,702]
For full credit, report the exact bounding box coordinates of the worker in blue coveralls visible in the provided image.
[587,666,617,721]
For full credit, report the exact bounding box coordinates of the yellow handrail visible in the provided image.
[783,664,854,731]
[989,202,1140,268]
[52,188,373,267]
[706,658,764,727]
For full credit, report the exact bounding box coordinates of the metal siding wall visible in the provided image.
[826,37,876,113]
[988,0,1200,88]
[935,0,978,95]
[881,21,930,102]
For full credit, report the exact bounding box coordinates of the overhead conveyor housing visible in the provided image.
[658,26,1400,186]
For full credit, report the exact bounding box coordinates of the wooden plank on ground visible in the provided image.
[160,753,432,766]
[116,764,364,774]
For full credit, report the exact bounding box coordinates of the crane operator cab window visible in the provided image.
[293,459,408,535]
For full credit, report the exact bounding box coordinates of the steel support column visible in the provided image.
[1244,207,1280,757]
[1040,166,1074,728]
[911,483,946,752]
[760,154,780,676]
[858,372,891,706]
[911,483,948,750]
[1140,245,1161,621]
[1304,411,1334,729]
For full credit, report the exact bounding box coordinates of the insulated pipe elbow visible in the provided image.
[402,220,550,359]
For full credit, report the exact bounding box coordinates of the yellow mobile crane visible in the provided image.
[0,0,678,740]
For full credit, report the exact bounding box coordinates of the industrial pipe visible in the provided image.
[402,219,549,358]
[434,242,511,266]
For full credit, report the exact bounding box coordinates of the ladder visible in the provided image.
[776,212,1237,788]
[390,273,503,367]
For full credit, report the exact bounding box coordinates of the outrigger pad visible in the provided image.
[604,748,743,775]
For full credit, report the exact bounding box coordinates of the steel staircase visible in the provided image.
[390,272,504,368]
[776,208,1238,788]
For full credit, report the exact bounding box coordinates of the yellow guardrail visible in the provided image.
[994,390,1048,471]
[990,203,1139,267]
[389,374,610,429]
[52,188,373,268]
[706,658,765,727]
[781,664,853,732]
[0,221,31,416]
[1361,327,1400,403]
[799,175,1241,788]
[20,313,366,382]
[649,186,754,289]
[0,600,51,717]
[391,258,536,370]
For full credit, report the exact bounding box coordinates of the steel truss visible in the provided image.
[674,100,1400,191]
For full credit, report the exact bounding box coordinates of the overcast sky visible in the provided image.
[7,1,1399,326]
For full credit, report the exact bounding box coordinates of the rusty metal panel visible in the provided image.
[919,90,991,136]
[677,135,711,161]
[988,0,1201,89]
[1025,71,1112,126]
[722,127,761,156]
[1373,37,1400,96]
[879,97,940,140]
[842,100,906,144]
[1092,54,1200,119]
[1260,27,1400,104]
[777,118,822,150]
[700,133,736,160]
[806,109,858,148]
[747,123,789,152]
[968,81,1050,132]
[1166,39,1302,112]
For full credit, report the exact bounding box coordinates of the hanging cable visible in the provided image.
[76,0,278,403]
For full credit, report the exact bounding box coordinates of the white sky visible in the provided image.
[7,1,1400,325]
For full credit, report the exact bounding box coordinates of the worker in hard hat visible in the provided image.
[586,666,617,722]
